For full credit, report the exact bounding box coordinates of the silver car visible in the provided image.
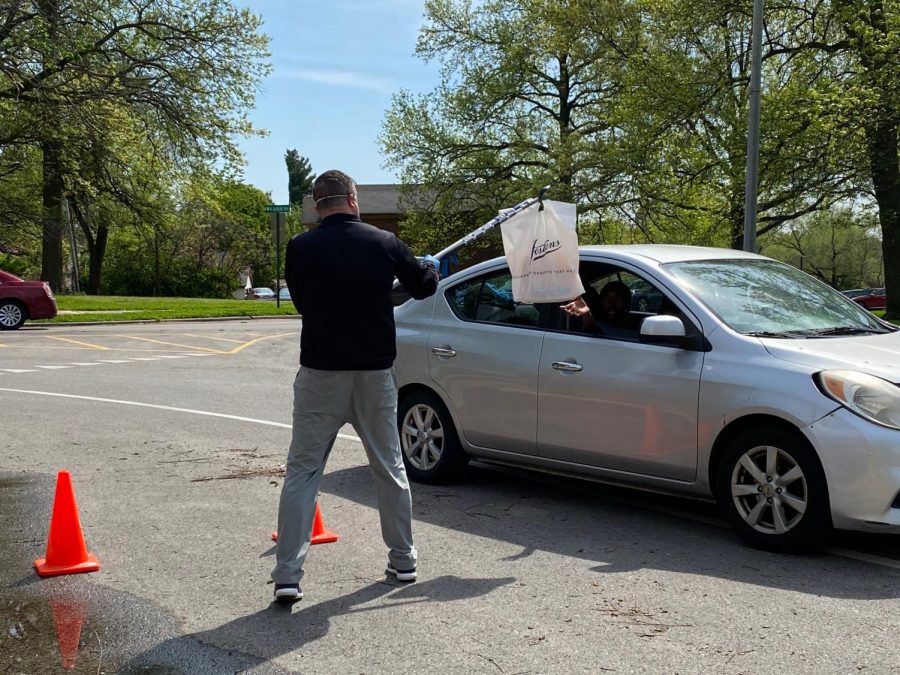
[393,245,900,551]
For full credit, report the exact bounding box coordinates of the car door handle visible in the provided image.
[431,347,457,358]
[552,360,583,372]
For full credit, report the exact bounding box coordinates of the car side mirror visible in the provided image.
[640,315,687,347]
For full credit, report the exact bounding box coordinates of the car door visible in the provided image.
[537,264,703,481]
[427,267,547,456]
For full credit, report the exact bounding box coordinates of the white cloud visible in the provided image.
[276,67,394,94]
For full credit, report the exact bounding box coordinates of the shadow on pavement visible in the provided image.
[118,574,514,674]
[319,462,900,601]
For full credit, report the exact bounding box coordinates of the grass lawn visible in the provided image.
[40,295,298,324]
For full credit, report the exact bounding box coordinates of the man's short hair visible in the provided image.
[599,280,632,302]
[312,170,356,210]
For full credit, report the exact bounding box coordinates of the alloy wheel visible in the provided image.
[0,302,23,328]
[730,444,808,535]
[400,403,445,471]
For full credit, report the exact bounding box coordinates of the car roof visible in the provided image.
[0,269,23,282]
[456,244,767,279]
[578,244,766,264]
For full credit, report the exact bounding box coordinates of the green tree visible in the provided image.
[761,209,884,289]
[381,0,640,246]
[829,0,900,316]
[0,0,270,291]
[285,149,314,205]
[611,0,862,248]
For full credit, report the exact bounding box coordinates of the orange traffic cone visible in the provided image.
[50,595,86,671]
[34,470,100,577]
[310,502,339,544]
[271,502,339,544]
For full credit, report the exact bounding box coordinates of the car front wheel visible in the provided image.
[0,300,26,330]
[398,390,467,484]
[716,428,830,551]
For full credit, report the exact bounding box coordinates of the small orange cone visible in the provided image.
[34,470,100,577]
[271,502,339,544]
[50,596,86,671]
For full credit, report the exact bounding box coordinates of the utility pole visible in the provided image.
[743,0,764,253]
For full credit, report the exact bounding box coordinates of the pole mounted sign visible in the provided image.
[267,205,290,307]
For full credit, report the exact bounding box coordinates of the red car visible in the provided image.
[0,270,58,329]
[851,287,887,311]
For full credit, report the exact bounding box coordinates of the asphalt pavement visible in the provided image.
[1,320,899,674]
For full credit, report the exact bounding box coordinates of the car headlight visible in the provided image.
[816,370,900,430]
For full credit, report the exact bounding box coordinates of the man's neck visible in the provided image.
[317,208,357,219]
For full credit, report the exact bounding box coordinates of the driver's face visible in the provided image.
[600,291,628,321]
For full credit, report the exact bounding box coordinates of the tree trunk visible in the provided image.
[70,197,109,295]
[87,223,108,295]
[852,0,900,320]
[41,139,65,291]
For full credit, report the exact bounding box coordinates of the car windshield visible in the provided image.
[665,259,892,336]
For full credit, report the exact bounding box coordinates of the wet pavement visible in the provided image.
[0,473,294,675]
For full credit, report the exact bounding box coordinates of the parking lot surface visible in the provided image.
[1,320,899,673]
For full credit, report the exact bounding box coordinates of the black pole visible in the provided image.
[276,212,282,308]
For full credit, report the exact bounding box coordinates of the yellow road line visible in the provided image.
[228,333,295,354]
[46,336,112,350]
[179,333,246,344]
[115,335,226,354]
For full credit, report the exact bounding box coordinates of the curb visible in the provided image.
[39,315,302,328]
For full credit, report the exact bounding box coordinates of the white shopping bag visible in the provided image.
[500,200,584,303]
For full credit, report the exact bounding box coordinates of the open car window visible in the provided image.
[446,268,551,329]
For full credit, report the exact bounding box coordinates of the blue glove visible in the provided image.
[421,255,440,271]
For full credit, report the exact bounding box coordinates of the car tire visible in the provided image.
[716,428,831,552]
[397,390,468,484]
[0,299,27,330]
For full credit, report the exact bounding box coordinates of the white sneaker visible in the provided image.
[386,563,417,582]
[274,583,303,602]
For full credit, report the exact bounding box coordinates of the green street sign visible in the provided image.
[265,204,291,213]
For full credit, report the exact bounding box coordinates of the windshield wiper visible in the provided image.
[798,326,890,337]
[744,330,804,338]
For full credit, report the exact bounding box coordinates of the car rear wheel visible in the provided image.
[716,428,830,552]
[0,299,26,330]
[398,390,467,484]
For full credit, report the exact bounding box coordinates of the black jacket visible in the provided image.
[285,214,439,370]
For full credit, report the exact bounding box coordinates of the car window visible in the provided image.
[666,259,889,334]
[446,269,544,328]
[550,262,702,344]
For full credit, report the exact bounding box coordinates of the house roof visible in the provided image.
[300,184,433,225]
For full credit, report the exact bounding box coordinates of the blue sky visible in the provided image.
[235,1,440,203]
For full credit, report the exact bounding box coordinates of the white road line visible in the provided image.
[2,384,895,570]
[69,362,101,366]
[156,355,188,359]
[0,387,362,444]
[1,369,37,373]
[128,357,161,361]
[35,365,72,370]
[96,359,134,364]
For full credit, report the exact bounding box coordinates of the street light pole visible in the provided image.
[743,0,764,253]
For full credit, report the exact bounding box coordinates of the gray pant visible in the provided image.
[272,367,417,584]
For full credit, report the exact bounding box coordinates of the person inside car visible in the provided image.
[561,280,636,338]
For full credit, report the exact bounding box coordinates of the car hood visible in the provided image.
[762,331,900,383]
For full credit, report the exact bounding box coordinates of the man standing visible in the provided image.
[272,170,439,602]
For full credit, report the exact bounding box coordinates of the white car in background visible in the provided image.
[393,245,900,551]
